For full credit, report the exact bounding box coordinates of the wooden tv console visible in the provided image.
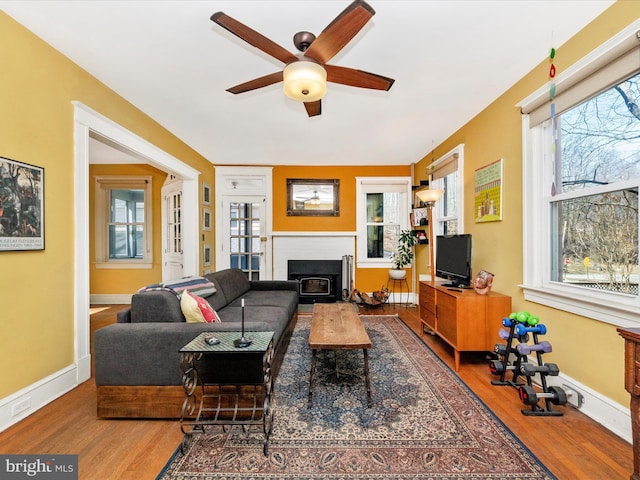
[419,281,512,371]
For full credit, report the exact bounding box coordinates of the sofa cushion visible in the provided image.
[236,290,299,323]
[217,305,291,346]
[203,290,227,312]
[205,269,250,305]
[180,291,221,323]
[131,290,185,323]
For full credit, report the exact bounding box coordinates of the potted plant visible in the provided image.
[389,229,418,279]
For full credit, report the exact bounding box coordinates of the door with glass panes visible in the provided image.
[223,197,267,280]
[162,176,184,280]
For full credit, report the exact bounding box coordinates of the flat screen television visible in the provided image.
[435,234,472,288]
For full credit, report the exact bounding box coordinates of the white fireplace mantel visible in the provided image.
[272,231,356,281]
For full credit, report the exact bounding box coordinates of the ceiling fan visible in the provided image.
[211,0,395,117]
[299,191,322,205]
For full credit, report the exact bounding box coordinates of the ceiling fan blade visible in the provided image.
[325,64,394,91]
[304,0,375,65]
[211,12,297,65]
[226,71,284,94]
[304,100,322,117]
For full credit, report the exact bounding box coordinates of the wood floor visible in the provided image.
[0,303,633,479]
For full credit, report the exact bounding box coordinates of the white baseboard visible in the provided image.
[90,293,132,304]
[0,365,79,433]
[544,372,631,443]
[77,354,91,384]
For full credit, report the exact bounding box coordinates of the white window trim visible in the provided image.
[95,175,153,269]
[356,176,412,268]
[519,21,640,328]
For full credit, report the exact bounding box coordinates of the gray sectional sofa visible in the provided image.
[94,268,299,418]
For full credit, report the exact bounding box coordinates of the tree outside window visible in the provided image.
[552,71,640,295]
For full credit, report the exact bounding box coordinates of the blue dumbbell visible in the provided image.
[502,317,514,327]
[515,323,547,336]
[517,341,552,355]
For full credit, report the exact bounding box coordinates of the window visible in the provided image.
[519,21,640,326]
[108,188,144,258]
[551,83,640,294]
[95,176,152,268]
[356,177,412,267]
[428,145,465,236]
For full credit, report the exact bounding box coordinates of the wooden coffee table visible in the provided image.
[308,303,373,407]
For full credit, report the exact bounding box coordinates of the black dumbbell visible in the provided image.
[489,360,516,375]
[520,363,559,376]
[494,343,508,356]
[518,385,567,405]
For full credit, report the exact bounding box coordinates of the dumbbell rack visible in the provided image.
[516,326,565,416]
[491,316,566,416]
[490,317,528,387]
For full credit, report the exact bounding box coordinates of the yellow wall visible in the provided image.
[273,165,412,292]
[415,1,639,406]
[0,12,212,398]
[89,163,168,294]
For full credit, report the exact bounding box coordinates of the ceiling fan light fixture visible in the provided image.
[283,60,327,102]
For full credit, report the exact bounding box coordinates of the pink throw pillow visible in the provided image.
[180,291,221,323]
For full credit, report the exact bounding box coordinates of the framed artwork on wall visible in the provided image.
[286,178,340,216]
[203,244,211,266]
[203,183,211,205]
[475,159,503,223]
[412,207,429,226]
[203,207,211,231]
[0,156,44,251]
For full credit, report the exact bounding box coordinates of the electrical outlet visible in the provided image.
[11,397,31,417]
[562,384,584,408]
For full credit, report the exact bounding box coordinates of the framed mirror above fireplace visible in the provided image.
[287,178,339,216]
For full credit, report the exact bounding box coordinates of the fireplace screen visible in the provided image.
[299,277,331,297]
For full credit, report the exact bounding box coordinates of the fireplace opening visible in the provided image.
[300,277,331,296]
[288,259,343,304]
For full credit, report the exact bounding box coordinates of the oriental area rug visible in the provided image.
[157,315,555,479]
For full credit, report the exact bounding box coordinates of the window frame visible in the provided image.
[428,144,465,236]
[519,21,640,327]
[356,176,412,268]
[95,175,153,269]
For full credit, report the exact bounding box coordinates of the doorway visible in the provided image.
[214,167,273,280]
[73,102,200,383]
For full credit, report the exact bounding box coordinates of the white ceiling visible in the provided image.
[0,1,615,166]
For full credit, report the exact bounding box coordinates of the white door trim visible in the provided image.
[73,101,200,383]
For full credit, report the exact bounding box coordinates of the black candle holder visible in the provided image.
[234,300,252,348]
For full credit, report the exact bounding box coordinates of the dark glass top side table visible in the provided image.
[179,331,275,456]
